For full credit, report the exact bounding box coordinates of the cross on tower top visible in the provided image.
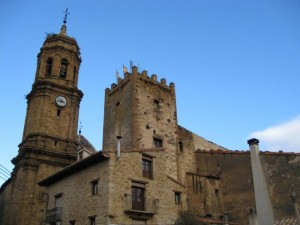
[63,8,70,25]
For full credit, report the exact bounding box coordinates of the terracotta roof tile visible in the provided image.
[274,217,298,225]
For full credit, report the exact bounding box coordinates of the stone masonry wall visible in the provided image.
[186,173,222,219]
[103,77,134,151]
[176,126,197,184]
[45,160,110,225]
[0,181,12,225]
[107,150,186,225]
[103,67,179,180]
[193,133,226,151]
[196,151,300,224]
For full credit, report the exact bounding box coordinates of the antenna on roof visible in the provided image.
[63,8,70,25]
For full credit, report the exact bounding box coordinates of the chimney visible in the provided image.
[248,138,275,225]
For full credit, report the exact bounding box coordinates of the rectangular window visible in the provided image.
[91,180,98,195]
[69,220,75,225]
[175,192,181,205]
[57,109,61,117]
[78,152,83,160]
[179,141,183,152]
[153,137,163,148]
[55,193,62,208]
[89,217,96,225]
[142,155,153,178]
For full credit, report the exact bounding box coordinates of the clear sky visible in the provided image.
[0,0,300,186]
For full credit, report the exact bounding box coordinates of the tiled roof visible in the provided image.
[274,217,298,225]
[196,149,300,156]
[196,217,239,224]
[39,151,109,186]
[78,134,97,153]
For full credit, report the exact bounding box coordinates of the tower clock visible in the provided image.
[2,19,83,225]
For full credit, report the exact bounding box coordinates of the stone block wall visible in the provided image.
[107,150,186,225]
[103,77,134,151]
[195,150,300,223]
[0,180,12,225]
[103,68,179,179]
[186,173,222,219]
[45,160,110,225]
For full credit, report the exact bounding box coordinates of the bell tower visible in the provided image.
[21,20,82,153]
[0,14,83,225]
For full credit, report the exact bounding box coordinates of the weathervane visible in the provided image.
[63,8,70,25]
[79,121,83,134]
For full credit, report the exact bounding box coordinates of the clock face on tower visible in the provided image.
[56,96,67,107]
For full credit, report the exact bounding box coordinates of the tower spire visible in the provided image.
[60,8,70,36]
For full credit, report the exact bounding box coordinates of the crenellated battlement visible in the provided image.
[105,66,175,96]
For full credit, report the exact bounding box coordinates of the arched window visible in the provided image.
[46,58,53,76]
[60,59,68,79]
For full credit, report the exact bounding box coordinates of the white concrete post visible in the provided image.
[248,138,275,225]
[291,185,300,225]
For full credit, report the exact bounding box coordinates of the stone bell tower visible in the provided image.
[0,15,83,225]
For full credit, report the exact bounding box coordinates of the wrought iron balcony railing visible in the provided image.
[124,194,158,214]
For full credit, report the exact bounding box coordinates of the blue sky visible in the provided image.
[0,0,300,185]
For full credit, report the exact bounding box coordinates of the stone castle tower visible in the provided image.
[0,21,82,225]
[103,67,180,178]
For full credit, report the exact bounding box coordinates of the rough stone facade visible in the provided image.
[1,21,299,225]
[37,66,225,225]
[0,25,82,225]
[40,152,110,225]
[196,150,300,224]
[103,67,179,180]
[40,147,223,225]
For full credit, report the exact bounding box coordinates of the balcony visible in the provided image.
[124,194,158,220]
[45,207,63,224]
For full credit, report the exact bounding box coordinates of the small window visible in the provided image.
[142,155,153,178]
[175,192,181,205]
[57,109,61,117]
[78,152,83,160]
[89,217,96,225]
[153,137,163,148]
[60,59,68,79]
[69,220,76,225]
[154,99,160,110]
[91,180,98,195]
[55,193,63,208]
[179,141,183,152]
[46,58,53,76]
